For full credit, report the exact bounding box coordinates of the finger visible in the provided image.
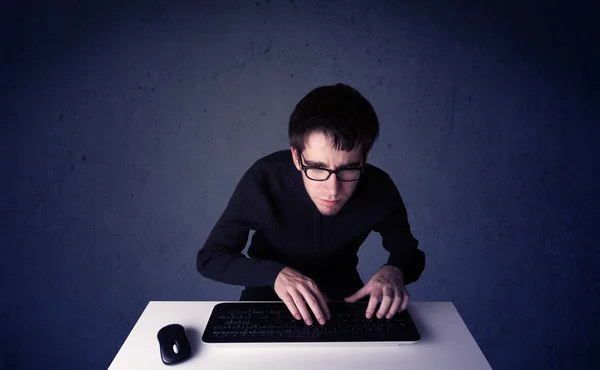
[281,294,302,321]
[387,290,402,319]
[290,290,313,325]
[322,293,331,320]
[310,286,330,322]
[377,286,394,319]
[365,291,380,319]
[344,285,370,303]
[399,288,410,312]
[297,285,326,325]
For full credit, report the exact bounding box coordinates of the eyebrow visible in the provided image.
[304,159,362,169]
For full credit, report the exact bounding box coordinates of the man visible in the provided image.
[197,83,425,327]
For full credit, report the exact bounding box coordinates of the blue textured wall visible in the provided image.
[1,0,599,369]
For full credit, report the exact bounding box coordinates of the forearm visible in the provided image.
[197,245,287,287]
[375,174,425,285]
[386,246,425,285]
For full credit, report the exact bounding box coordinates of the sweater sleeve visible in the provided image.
[196,165,287,288]
[372,175,425,285]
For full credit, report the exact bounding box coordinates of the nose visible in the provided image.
[324,174,341,197]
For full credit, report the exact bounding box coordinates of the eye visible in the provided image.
[306,168,330,180]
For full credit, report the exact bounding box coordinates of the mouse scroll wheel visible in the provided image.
[173,341,179,354]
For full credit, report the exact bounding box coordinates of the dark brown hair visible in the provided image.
[288,83,380,154]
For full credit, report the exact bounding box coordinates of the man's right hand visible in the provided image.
[274,267,331,325]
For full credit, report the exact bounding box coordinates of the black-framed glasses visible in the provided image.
[297,152,364,182]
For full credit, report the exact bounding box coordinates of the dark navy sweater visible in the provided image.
[196,150,425,299]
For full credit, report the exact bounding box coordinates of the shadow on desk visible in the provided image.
[185,327,203,356]
[409,309,434,343]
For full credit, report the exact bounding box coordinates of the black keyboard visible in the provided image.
[201,302,420,344]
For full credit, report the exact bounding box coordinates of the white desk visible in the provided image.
[107,301,492,370]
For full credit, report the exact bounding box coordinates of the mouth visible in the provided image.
[318,199,342,207]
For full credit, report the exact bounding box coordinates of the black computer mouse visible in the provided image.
[157,324,192,365]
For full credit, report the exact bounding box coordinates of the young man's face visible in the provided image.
[291,131,365,216]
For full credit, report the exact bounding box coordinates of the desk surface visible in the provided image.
[107,301,492,370]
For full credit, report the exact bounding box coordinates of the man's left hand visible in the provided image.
[344,265,409,319]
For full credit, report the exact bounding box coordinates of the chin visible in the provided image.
[316,204,344,216]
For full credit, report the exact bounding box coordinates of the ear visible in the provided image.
[290,147,301,171]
